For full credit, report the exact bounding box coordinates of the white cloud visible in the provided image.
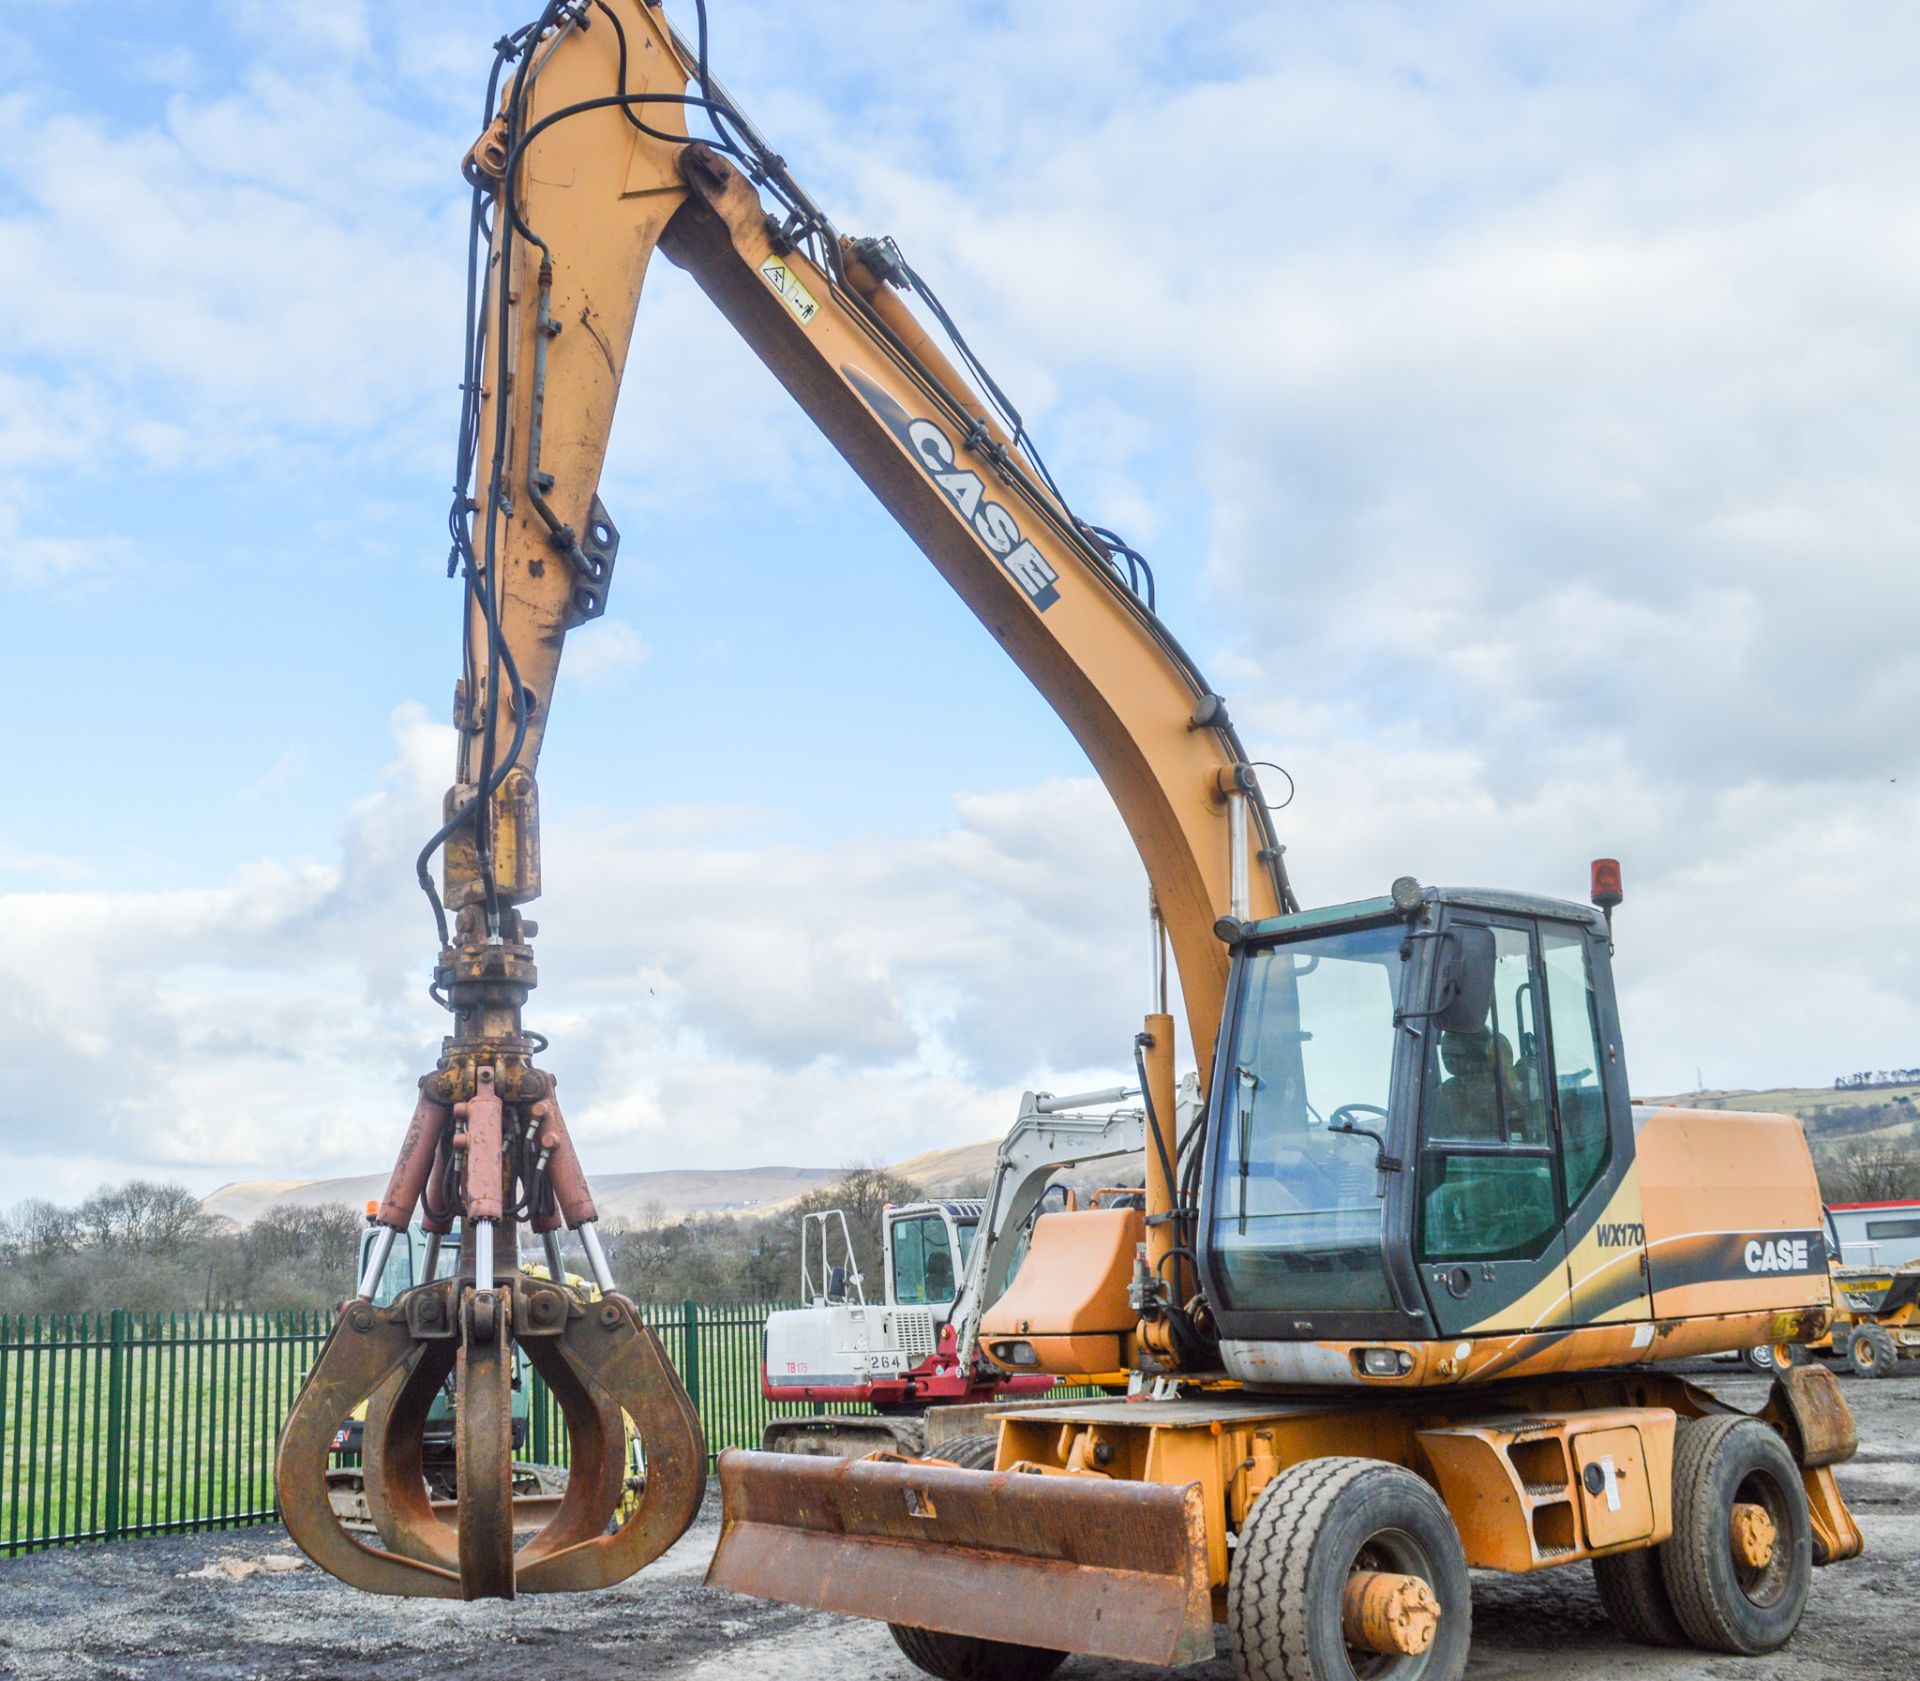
[562,619,650,688]
[7,1,1918,1201]
[0,712,1151,1192]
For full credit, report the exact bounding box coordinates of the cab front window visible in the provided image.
[891,1212,960,1305]
[1209,922,1407,1314]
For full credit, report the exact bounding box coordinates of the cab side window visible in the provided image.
[1417,924,1560,1261]
[1541,928,1609,1207]
[1424,926,1551,1145]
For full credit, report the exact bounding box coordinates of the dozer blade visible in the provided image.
[707,1449,1214,1666]
[277,1275,705,1599]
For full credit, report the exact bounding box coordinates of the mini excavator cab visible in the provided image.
[1201,872,1638,1358]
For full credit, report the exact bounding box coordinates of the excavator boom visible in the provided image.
[278,0,1288,1600]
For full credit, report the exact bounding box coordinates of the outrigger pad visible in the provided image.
[1765,1363,1858,1469]
[277,1278,706,1598]
[707,1449,1214,1666]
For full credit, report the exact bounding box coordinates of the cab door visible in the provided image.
[1414,918,1574,1336]
[1543,921,1654,1324]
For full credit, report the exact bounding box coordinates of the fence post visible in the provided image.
[680,1299,702,1420]
[102,1309,127,1543]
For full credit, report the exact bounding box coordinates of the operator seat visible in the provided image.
[1430,1029,1520,1141]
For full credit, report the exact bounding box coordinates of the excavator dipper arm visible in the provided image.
[280,0,1290,1601]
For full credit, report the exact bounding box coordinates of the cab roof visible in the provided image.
[1244,884,1604,941]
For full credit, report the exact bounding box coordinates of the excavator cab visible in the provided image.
[1202,879,1639,1361]
[885,1202,979,1307]
[976,876,1649,1382]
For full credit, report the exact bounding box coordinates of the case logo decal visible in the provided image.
[1744,1236,1814,1274]
[842,364,1060,610]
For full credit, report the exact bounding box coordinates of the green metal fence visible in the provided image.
[1,1311,333,1557]
[1,1300,856,1558]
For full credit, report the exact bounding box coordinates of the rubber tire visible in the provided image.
[1660,1415,1811,1654]
[1739,1344,1776,1373]
[1591,1546,1688,1647]
[1848,1324,1896,1379]
[888,1436,1066,1681]
[1228,1457,1471,1681]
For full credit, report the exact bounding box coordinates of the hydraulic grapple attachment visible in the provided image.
[276,1071,707,1598]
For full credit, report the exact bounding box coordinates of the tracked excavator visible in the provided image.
[761,1086,1152,1456]
[276,4,1863,1674]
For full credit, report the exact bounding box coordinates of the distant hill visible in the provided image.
[207,1081,1917,1230]
[202,1128,1150,1230]
[201,1163,846,1229]
[1642,1082,1920,1153]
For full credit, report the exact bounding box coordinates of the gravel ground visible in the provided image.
[2,1365,1912,1681]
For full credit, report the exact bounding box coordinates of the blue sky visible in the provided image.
[4,1,1917,1201]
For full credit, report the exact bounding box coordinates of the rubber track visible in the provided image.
[1229,1457,1376,1681]
[931,1434,998,1469]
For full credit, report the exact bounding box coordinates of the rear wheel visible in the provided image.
[888,1436,1065,1681]
[1848,1324,1896,1378]
[1591,1546,1687,1647]
[1738,1344,1776,1373]
[1660,1416,1810,1654]
[1229,1457,1470,1681]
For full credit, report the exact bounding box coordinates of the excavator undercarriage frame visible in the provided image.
[709,1365,1864,1664]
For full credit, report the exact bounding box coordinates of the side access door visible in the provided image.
[1414,916,1574,1336]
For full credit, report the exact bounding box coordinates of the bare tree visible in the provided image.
[1820,1143,1920,1205]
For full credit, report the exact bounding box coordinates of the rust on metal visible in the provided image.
[1341,1570,1441,1656]
[279,1272,705,1598]
[375,1085,452,1230]
[706,1449,1214,1666]
[1763,1363,1858,1468]
[528,1088,598,1232]
[455,1289,516,1598]
[275,1304,462,1597]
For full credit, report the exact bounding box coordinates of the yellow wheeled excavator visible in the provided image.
[275,4,1863,1674]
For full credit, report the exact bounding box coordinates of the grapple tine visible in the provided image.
[275,1300,462,1598]
[455,1287,518,1599]
[515,1293,708,1593]
[361,1305,459,1569]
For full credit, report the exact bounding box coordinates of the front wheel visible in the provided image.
[1229,1457,1471,1681]
[1739,1344,1776,1373]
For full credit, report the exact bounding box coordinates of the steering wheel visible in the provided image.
[1329,1103,1388,1130]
